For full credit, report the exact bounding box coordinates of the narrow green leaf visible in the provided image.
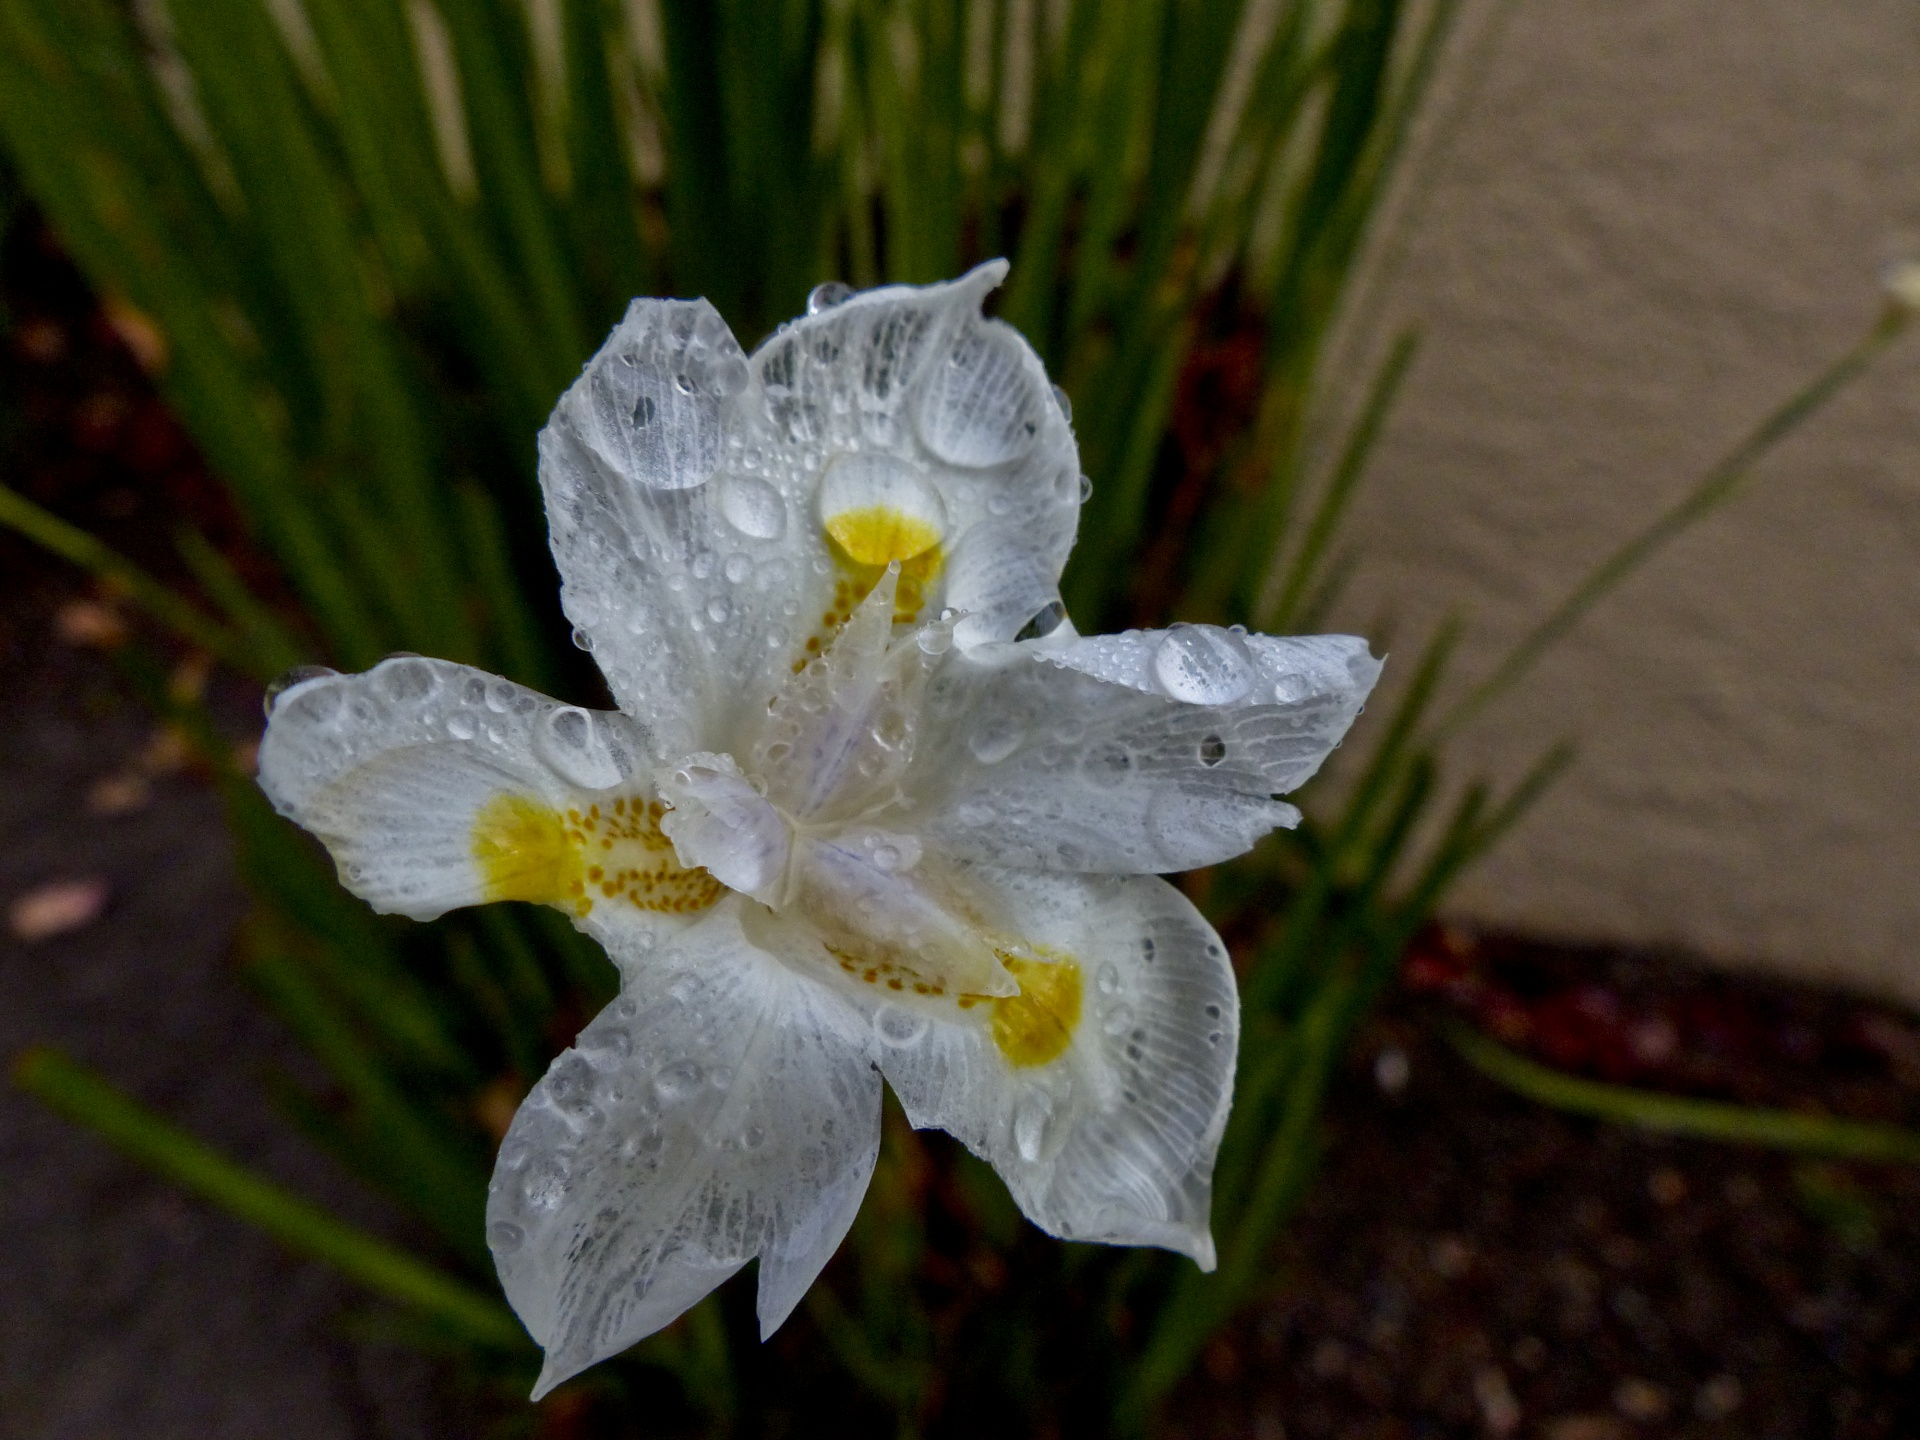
[12,1046,525,1347]
[0,482,257,672]
[1444,1019,1920,1164]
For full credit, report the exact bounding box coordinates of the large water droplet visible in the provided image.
[571,625,594,651]
[808,281,855,314]
[707,353,749,398]
[655,1061,702,1102]
[1273,672,1313,704]
[968,716,1025,764]
[873,1004,930,1049]
[263,665,338,717]
[719,474,787,539]
[1151,624,1254,704]
[918,326,1042,468]
[521,1155,570,1210]
[585,327,722,489]
[818,453,947,559]
[488,1221,525,1254]
[1096,963,1122,995]
[445,713,476,740]
[916,624,953,656]
[587,1026,633,1059]
[1013,1088,1055,1163]
[1015,599,1067,642]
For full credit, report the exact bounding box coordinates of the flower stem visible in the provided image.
[1438,303,1912,737]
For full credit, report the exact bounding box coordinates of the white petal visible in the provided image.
[786,832,1018,1000]
[750,566,935,825]
[908,630,1381,873]
[486,902,881,1398]
[758,261,1082,648]
[256,658,655,920]
[540,265,1085,755]
[655,751,791,903]
[859,869,1236,1267]
[539,297,836,756]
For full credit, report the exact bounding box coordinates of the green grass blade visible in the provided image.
[1443,1019,1920,1164]
[0,482,258,672]
[1440,305,1911,736]
[1260,326,1418,630]
[241,933,492,1265]
[11,1046,526,1347]
[172,526,311,677]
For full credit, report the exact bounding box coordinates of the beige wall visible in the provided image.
[1340,0,1920,1005]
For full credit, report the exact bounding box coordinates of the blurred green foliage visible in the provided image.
[0,0,1902,1433]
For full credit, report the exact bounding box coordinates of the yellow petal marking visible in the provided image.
[824,505,941,565]
[989,950,1084,1068]
[818,505,944,631]
[471,792,722,919]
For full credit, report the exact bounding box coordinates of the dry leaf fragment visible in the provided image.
[9,877,111,941]
[86,772,153,815]
[54,599,128,649]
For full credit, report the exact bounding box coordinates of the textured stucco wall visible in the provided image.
[1340,0,1920,1004]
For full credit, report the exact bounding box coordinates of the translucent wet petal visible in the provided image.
[254,265,1382,1395]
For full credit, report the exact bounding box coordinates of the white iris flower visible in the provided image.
[257,263,1381,1397]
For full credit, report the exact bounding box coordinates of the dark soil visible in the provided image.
[1169,950,1920,1440]
[6,212,1920,1440]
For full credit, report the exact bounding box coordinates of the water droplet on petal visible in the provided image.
[263,665,338,717]
[446,713,476,740]
[1151,624,1254,704]
[918,326,1042,467]
[916,624,953,656]
[488,1221,525,1254]
[1273,673,1312,704]
[723,553,752,584]
[968,717,1025,764]
[708,353,749,398]
[1015,599,1067,642]
[719,474,787,539]
[808,281,855,314]
[1079,473,1094,503]
[1051,383,1073,423]
[873,1004,929,1048]
[571,625,595,652]
[655,1061,702,1102]
[1102,1004,1136,1037]
[1097,963,1122,995]
[1013,1088,1055,1163]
